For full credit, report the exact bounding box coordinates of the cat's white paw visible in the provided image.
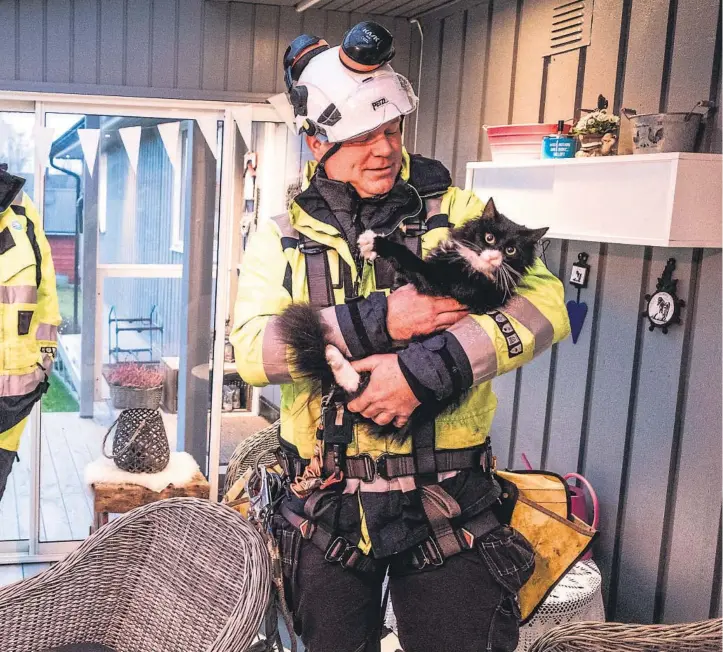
[325,345,360,393]
[358,230,378,261]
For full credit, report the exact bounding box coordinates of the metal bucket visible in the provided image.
[623,101,714,154]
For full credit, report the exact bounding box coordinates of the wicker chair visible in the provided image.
[224,419,281,496]
[528,618,723,652]
[0,497,271,652]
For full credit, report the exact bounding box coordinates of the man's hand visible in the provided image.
[386,284,468,342]
[347,354,420,427]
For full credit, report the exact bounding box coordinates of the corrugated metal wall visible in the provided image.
[412,0,722,625]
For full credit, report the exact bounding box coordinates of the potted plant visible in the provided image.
[103,362,165,410]
[571,95,620,157]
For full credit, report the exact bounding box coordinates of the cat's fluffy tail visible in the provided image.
[276,303,334,386]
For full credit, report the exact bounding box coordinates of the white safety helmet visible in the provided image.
[283,22,418,144]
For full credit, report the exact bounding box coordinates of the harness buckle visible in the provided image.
[355,453,392,482]
[325,536,350,563]
[410,538,444,570]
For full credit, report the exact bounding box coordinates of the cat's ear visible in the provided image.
[524,226,549,242]
[481,197,498,221]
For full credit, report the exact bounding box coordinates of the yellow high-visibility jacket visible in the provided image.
[232,151,570,462]
[0,193,61,451]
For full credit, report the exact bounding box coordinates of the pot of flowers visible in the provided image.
[571,95,620,157]
[103,362,165,410]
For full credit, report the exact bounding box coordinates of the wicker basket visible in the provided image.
[108,383,164,410]
[104,363,164,410]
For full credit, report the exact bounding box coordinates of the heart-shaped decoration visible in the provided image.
[566,300,588,344]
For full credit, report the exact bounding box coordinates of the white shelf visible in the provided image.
[465,153,722,248]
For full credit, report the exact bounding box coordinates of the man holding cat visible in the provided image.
[232,21,570,652]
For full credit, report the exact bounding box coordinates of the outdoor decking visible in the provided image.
[0,413,104,543]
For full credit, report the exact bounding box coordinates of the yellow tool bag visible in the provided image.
[494,469,598,624]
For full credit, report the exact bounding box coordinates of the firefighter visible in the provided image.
[0,165,61,503]
[231,22,570,652]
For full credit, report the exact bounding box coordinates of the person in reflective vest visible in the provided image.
[0,166,61,503]
[231,22,570,652]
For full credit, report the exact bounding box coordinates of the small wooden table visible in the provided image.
[90,471,210,533]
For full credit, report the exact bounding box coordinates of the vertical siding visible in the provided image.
[414,0,722,625]
[416,0,721,176]
[100,124,185,359]
[0,0,417,102]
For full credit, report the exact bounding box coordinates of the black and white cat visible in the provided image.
[278,197,547,406]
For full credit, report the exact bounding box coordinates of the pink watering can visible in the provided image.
[521,454,599,561]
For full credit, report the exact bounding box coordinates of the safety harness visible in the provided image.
[276,173,500,571]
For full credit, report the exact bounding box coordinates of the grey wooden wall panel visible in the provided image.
[202,1,230,91]
[72,0,99,86]
[176,0,203,89]
[433,11,465,174]
[98,0,125,87]
[125,0,151,88]
[479,0,517,161]
[510,0,548,123]
[621,0,670,113]
[581,243,647,612]
[511,239,564,470]
[415,17,442,158]
[665,0,719,112]
[615,248,695,624]
[491,371,518,470]
[151,0,178,89]
[392,18,412,83]
[45,0,71,84]
[251,5,280,93]
[545,241,603,476]
[453,2,488,184]
[227,2,255,92]
[0,1,418,104]
[17,0,44,82]
[0,2,16,79]
[301,8,327,37]
[405,19,421,154]
[543,52,579,123]
[325,11,351,52]
[580,0,624,111]
[662,249,722,624]
[274,7,304,93]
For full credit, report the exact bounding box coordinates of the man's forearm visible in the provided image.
[320,292,393,359]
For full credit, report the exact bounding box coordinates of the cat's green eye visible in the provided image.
[505,246,517,256]
[484,233,496,244]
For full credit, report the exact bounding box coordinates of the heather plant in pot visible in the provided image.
[103,362,165,410]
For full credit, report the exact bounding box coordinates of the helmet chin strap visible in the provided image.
[318,141,343,170]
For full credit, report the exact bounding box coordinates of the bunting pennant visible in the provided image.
[119,126,142,174]
[267,93,296,135]
[77,128,101,177]
[157,121,180,167]
[196,117,218,158]
[33,125,56,170]
[232,105,254,147]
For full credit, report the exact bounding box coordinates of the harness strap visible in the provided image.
[406,507,500,571]
[280,502,380,573]
[299,234,334,308]
[323,442,492,481]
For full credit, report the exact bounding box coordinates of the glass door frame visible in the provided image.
[0,91,284,563]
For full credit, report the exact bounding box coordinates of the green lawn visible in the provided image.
[42,372,79,412]
[56,284,81,334]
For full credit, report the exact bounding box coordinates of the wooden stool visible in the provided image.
[90,472,210,533]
